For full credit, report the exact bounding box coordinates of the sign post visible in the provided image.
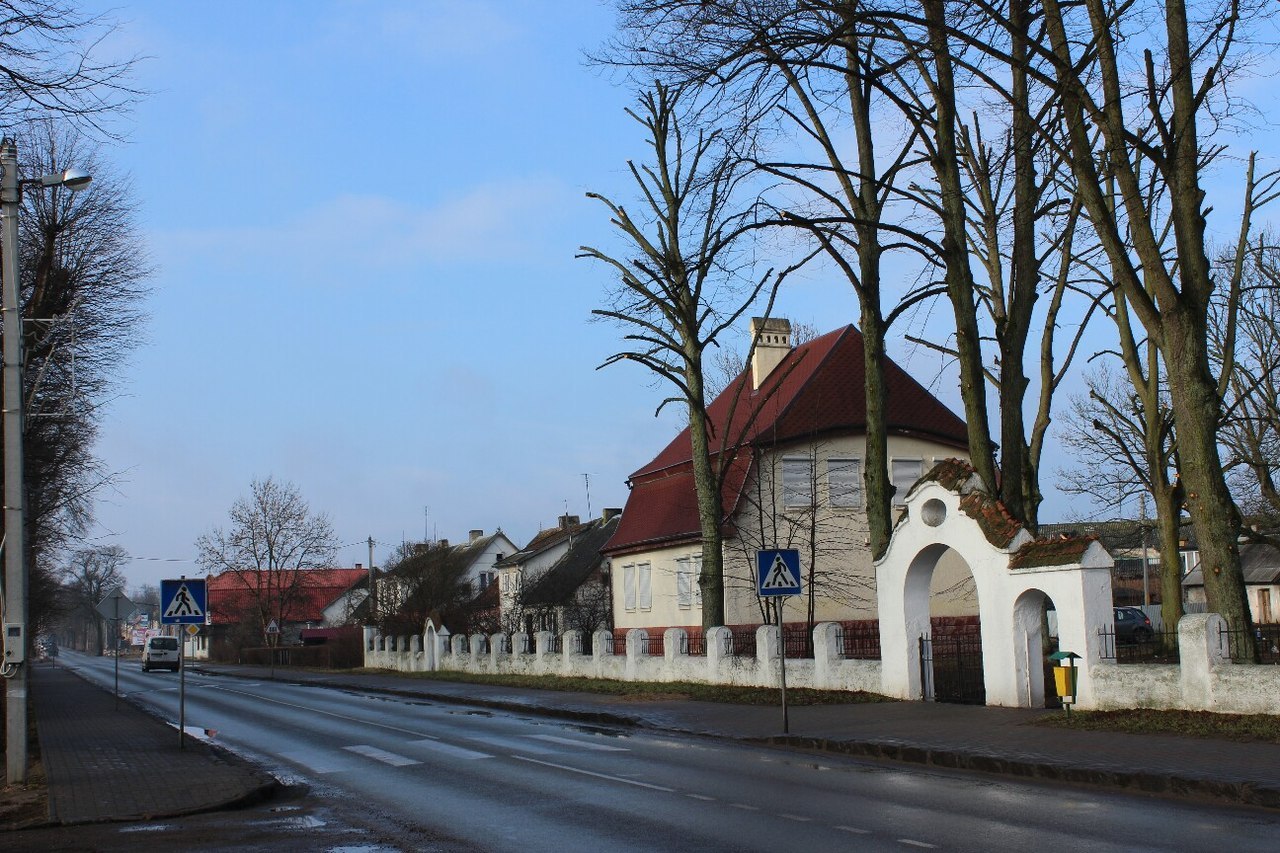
[757,549,802,734]
[94,589,137,710]
[160,577,207,749]
[266,619,279,679]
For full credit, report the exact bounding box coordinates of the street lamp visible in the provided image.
[2,137,91,785]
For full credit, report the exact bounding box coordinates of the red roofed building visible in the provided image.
[602,318,976,635]
[202,567,369,654]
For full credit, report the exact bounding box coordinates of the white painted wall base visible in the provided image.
[363,614,1277,716]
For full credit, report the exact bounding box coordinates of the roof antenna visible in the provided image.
[583,473,593,520]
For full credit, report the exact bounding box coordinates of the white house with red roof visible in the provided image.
[198,566,370,655]
[601,318,976,637]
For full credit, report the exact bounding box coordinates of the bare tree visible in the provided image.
[377,540,476,637]
[3,122,149,640]
[1058,365,1185,637]
[605,1,941,557]
[580,83,798,629]
[58,543,126,655]
[1214,237,1280,541]
[1028,0,1278,658]
[195,477,339,641]
[0,1,141,135]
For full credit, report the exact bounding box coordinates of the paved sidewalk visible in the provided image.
[17,657,1280,830]
[27,661,278,825]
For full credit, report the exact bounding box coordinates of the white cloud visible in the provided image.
[151,176,573,284]
[318,0,521,65]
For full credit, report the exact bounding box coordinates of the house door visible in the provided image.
[919,634,986,705]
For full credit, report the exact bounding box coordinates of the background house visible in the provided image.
[496,515,591,632]
[1184,542,1279,625]
[201,566,368,658]
[517,510,621,641]
[375,529,517,635]
[602,318,975,640]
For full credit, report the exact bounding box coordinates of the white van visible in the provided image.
[142,636,180,672]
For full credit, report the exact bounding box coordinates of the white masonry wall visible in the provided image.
[362,615,1279,715]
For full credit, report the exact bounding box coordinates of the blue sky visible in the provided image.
[65,1,1278,591]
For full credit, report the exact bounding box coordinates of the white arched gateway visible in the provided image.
[875,460,1114,708]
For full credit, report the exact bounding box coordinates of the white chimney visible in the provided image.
[750,317,792,390]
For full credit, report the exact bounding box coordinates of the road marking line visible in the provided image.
[462,733,559,754]
[280,751,346,775]
[343,745,420,767]
[687,794,716,801]
[207,685,436,739]
[836,826,871,834]
[730,803,759,811]
[897,840,937,849]
[779,813,811,822]
[528,734,628,751]
[406,739,492,760]
[511,755,674,792]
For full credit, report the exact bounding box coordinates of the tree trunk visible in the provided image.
[688,361,725,630]
[1162,310,1256,660]
[922,0,998,496]
[1154,483,1184,652]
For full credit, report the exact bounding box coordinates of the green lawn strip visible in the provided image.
[375,669,894,706]
[1034,708,1280,743]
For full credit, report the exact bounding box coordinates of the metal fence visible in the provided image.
[680,630,707,656]
[726,627,757,658]
[835,624,882,660]
[1097,627,1180,664]
[782,625,815,659]
[640,634,664,656]
[1218,624,1280,664]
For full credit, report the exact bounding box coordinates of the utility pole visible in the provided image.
[2,140,91,783]
[1140,493,1151,607]
[2,140,29,785]
[367,536,377,625]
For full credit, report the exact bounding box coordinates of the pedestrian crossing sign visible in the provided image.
[757,549,802,597]
[161,578,208,625]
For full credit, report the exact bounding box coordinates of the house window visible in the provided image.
[782,457,815,508]
[637,562,652,610]
[677,559,692,609]
[890,458,923,504]
[478,571,495,589]
[828,458,863,508]
[623,564,637,611]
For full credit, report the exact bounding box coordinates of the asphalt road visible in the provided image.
[63,655,1280,852]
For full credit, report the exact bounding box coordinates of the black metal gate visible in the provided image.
[919,634,986,705]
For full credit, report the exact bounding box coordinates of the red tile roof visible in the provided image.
[207,568,367,625]
[604,326,968,555]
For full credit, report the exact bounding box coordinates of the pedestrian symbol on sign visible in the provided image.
[163,582,203,619]
[756,549,802,597]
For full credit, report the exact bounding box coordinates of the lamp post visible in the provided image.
[2,137,91,784]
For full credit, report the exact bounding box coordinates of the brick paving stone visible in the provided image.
[29,662,277,826]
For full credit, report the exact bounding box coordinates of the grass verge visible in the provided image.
[379,669,894,706]
[1033,708,1280,743]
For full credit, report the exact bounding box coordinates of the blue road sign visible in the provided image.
[757,549,802,597]
[160,578,208,625]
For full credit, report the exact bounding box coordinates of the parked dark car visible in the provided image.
[1114,606,1153,643]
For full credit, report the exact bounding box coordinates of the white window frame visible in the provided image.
[623,563,637,611]
[637,562,652,611]
[676,558,693,609]
[891,458,924,505]
[782,456,815,508]
[827,457,863,508]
